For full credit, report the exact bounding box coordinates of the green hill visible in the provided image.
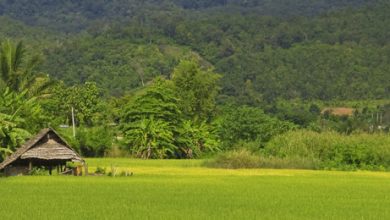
[0,0,388,101]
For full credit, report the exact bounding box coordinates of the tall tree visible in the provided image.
[121,77,181,158]
[172,59,221,121]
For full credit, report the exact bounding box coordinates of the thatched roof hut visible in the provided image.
[0,128,84,176]
[321,107,355,117]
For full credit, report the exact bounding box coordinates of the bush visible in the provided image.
[95,166,106,175]
[216,106,296,149]
[205,149,261,169]
[265,131,390,171]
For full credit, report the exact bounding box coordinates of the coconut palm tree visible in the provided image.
[0,40,54,97]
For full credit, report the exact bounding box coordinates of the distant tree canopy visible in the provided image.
[0,0,389,102]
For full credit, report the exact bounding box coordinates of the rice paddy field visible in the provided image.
[1,158,390,220]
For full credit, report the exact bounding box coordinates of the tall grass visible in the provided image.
[204,149,320,170]
[206,131,390,171]
[265,131,390,170]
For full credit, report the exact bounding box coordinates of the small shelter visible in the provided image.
[321,107,355,117]
[0,128,85,176]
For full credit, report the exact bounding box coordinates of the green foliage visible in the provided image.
[265,130,390,170]
[75,127,113,157]
[0,87,45,161]
[205,149,261,169]
[41,37,189,96]
[0,113,30,161]
[216,105,296,148]
[0,1,389,164]
[0,40,50,161]
[122,78,181,125]
[176,121,220,158]
[94,166,106,175]
[172,59,221,121]
[121,76,220,159]
[121,79,181,158]
[268,99,320,127]
[0,88,45,131]
[0,39,52,97]
[46,82,105,126]
[123,116,176,159]
[2,1,388,102]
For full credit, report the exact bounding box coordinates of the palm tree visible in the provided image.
[0,40,54,97]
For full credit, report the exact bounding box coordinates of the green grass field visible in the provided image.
[1,159,390,220]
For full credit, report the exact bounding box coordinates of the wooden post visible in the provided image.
[84,164,88,176]
[72,107,76,138]
[29,161,33,171]
[49,166,52,175]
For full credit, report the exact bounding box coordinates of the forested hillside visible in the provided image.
[0,0,375,31]
[0,0,388,101]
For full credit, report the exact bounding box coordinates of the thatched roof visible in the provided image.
[322,107,355,116]
[0,128,83,170]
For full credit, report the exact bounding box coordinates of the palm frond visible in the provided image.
[13,40,25,72]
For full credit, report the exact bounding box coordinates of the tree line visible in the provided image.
[1,40,389,162]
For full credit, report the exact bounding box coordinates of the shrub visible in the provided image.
[216,106,296,149]
[205,149,260,169]
[95,166,106,175]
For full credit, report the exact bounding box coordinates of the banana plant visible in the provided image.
[0,113,30,161]
[124,116,176,159]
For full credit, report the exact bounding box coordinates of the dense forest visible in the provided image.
[0,0,388,100]
[0,0,389,169]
